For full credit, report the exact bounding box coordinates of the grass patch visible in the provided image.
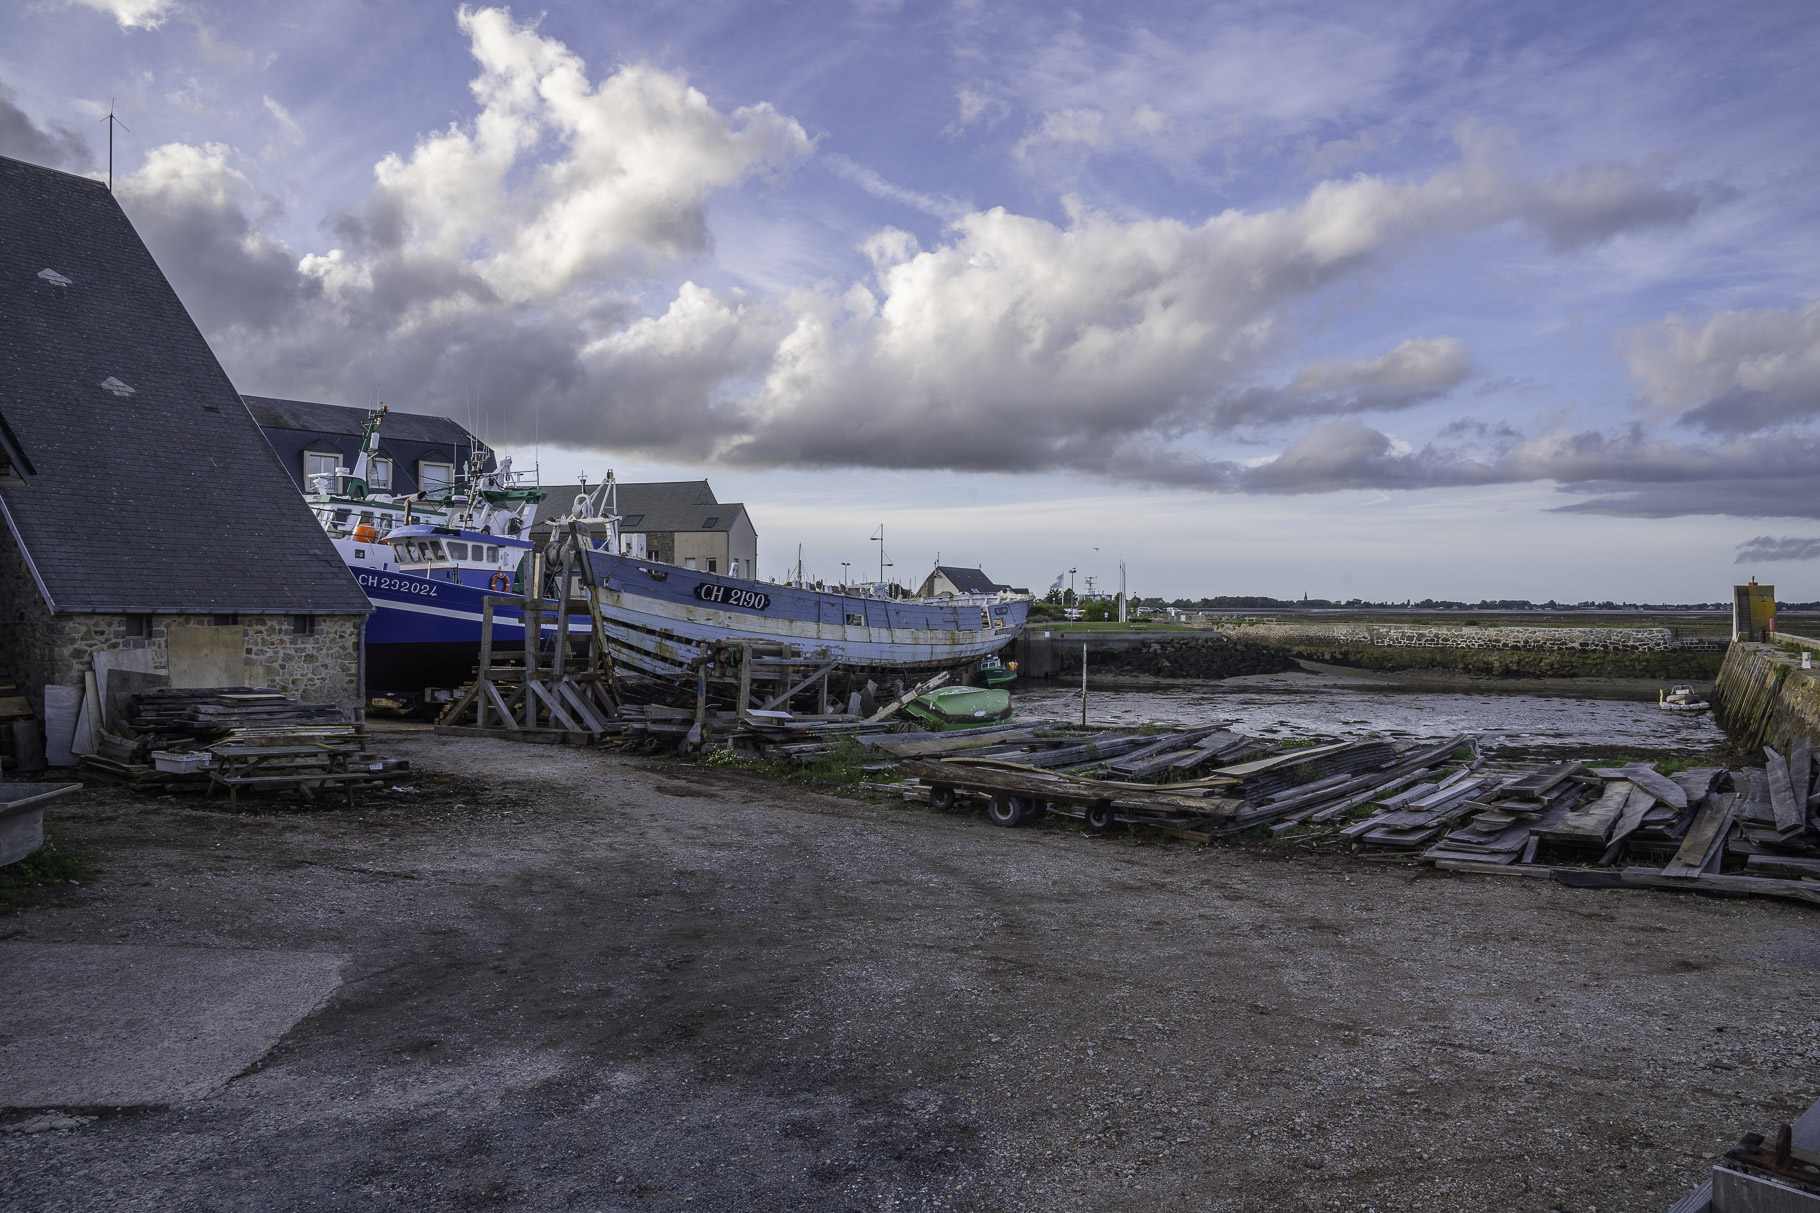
[700,736,881,788]
[0,828,98,914]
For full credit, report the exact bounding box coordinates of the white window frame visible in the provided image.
[304,451,339,479]
[418,461,454,491]
[369,457,392,489]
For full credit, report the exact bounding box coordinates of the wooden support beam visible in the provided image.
[759,661,839,713]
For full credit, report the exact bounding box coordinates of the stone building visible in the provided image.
[0,155,371,725]
[916,565,1025,599]
[532,480,758,578]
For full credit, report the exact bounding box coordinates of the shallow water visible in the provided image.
[1008,681,1723,752]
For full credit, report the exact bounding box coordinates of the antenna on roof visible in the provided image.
[98,101,130,192]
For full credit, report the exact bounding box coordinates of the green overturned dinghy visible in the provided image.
[902,685,1013,731]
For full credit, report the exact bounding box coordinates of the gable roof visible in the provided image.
[243,395,481,447]
[532,480,750,534]
[0,156,370,615]
[930,565,1009,595]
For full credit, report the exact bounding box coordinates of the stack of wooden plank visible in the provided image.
[1092,728,1262,780]
[1422,762,1584,866]
[132,688,345,733]
[77,687,363,790]
[1219,739,1402,803]
[1342,770,1499,854]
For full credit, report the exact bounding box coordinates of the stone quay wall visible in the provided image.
[1712,640,1820,752]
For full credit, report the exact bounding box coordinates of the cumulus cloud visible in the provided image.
[1735,536,1820,565]
[110,7,1751,514]
[1623,300,1820,434]
[69,0,177,30]
[119,5,809,424]
[0,88,90,171]
[117,142,318,333]
[1238,419,1495,493]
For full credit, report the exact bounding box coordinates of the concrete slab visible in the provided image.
[0,943,344,1107]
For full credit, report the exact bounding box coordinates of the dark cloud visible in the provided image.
[1436,417,1522,443]
[0,89,90,172]
[1208,337,1473,430]
[1521,163,1717,252]
[1735,536,1820,564]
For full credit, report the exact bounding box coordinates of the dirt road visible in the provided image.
[5,726,1819,1211]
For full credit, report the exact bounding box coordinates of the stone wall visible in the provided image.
[0,536,364,718]
[1227,620,1723,654]
[1712,641,1820,752]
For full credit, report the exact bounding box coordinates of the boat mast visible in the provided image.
[345,403,385,500]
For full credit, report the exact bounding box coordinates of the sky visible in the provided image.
[4,0,1819,602]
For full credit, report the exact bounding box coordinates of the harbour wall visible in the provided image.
[1015,622,1727,681]
[1711,639,1820,751]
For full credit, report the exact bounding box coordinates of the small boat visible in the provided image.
[902,685,1013,731]
[1660,684,1710,712]
[979,654,1018,687]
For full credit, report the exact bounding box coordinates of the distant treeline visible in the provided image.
[1151,597,1820,611]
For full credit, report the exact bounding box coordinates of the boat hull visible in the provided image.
[353,568,589,693]
[578,552,1026,679]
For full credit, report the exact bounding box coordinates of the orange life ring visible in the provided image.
[490,572,511,592]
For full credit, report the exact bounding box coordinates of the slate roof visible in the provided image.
[532,480,751,535]
[929,566,1011,595]
[0,156,370,615]
[244,395,489,494]
[243,396,479,446]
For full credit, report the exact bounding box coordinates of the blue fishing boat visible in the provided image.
[305,408,1029,698]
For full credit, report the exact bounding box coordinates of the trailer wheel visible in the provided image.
[930,786,956,812]
[1085,801,1117,834]
[987,795,1026,827]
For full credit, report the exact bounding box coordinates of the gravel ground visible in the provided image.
[4,723,1819,1212]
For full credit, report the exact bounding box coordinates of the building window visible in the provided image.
[292,614,315,635]
[419,461,454,491]
[305,451,339,480]
[123,613,150,638]
[707,559,717,573]
[702,516,718,528]
[621,514,644,527]
[213,614,239,626]
[684,557,697,570]
[369,457,391,489]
